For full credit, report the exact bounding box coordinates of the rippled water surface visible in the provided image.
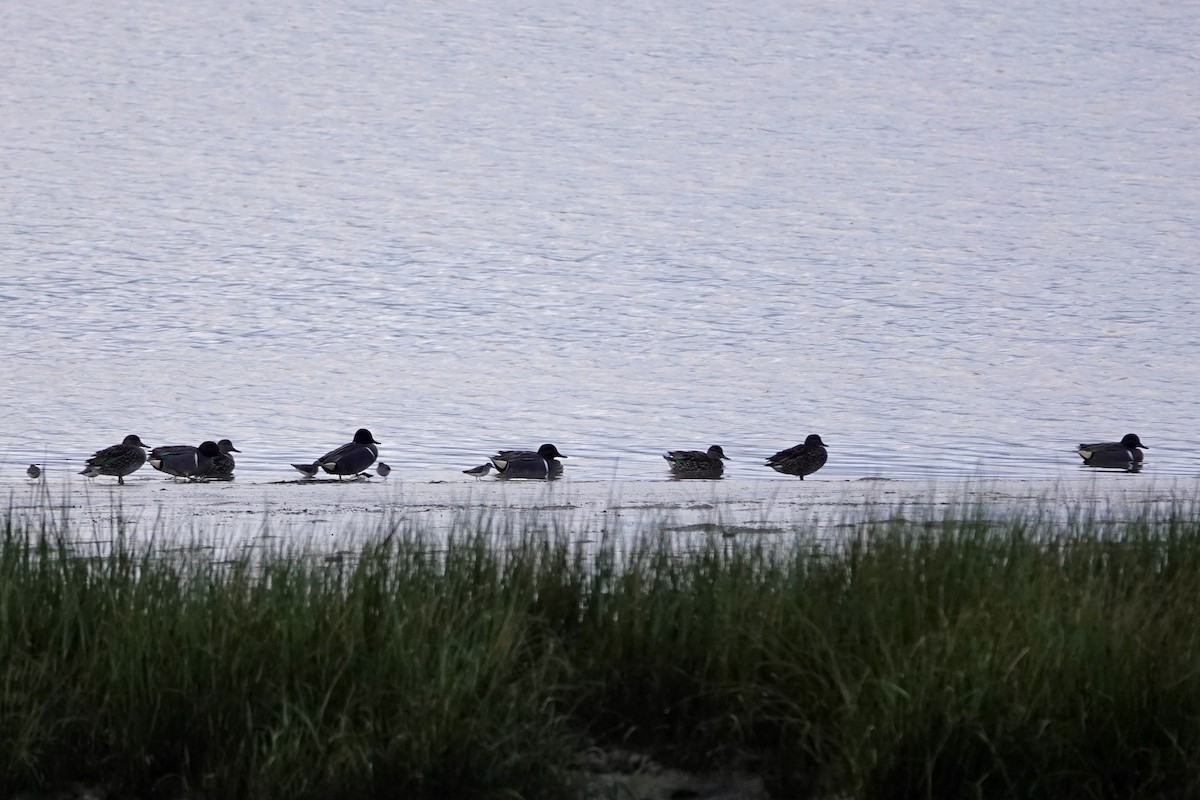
[2,0,1197,483]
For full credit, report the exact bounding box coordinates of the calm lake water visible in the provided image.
[2,0,1197,483]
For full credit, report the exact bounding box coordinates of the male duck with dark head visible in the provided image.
[488,443,567,480]
[80,434,150,485]
[663,444,727,479]
[149,440,222,481]
[765,434,828,479]
[292,428,380,479]
[150,438,240,480]
[1077,433,1147,471]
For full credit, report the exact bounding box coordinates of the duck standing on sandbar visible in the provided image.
[80,434,150,485]
[663,444,727,479]
[765,434,828,479]
[1077,433,1147,471]
[292,428,380,479]
[208,439,241,480]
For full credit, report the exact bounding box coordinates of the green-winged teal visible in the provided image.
[1077,433,1147,471]
[487,443,566,480]
[149,440,222,481]
[663,444,726,479]
[150,439,240,480]
[292,428,380,479]
[209,439,240,479]
[765,434,828,479]
[80,434,150,485]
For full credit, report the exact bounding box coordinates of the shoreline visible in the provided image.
[6,474,1193,547]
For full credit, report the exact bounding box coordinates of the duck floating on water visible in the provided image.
[1077,433,1147,471]
[663,444,727,479]
[482,443,567,480]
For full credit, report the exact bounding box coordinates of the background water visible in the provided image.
[2,0,1196,483]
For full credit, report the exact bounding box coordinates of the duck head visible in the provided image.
[353,428,381,445]
[537,443,566,459]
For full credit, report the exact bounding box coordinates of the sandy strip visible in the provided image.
[7,473,1195,552]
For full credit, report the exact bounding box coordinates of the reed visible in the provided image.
[2,496,1200,799]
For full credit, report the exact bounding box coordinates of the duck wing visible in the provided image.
[765,442,808,465]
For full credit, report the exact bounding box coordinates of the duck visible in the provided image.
[292,428,380,479]
[80,434,150,485]
[663,444,727,479]
[1077,433,1147,470]
[149,440,222,481]
[488,443,567,480]
[150,439,240,480]
[765,434,828,479]
[209,439,241,480]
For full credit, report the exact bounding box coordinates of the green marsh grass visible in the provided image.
[3,496,1200,798]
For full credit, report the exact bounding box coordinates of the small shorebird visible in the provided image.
[462,463,492,480]
[292,428,380,479]
[376,462,391,479]
[765,434,828,480]
[26,464,41,479]
[663,444,727,479]
[1077,433,1147,471]
[293,463,319,479]
[80,434,151,485]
